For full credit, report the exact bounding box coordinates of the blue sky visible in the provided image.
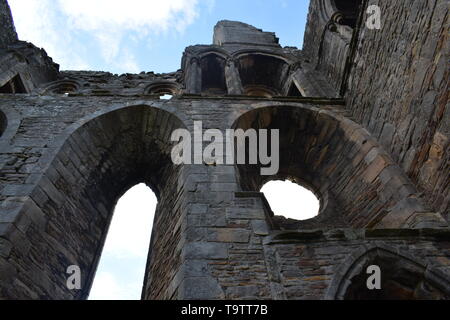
[7,0,312,300]
[8,0,309,74]
[90,181,318,300]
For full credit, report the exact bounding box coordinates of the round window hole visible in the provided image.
[261,180,320,220]
[159,94,173,100]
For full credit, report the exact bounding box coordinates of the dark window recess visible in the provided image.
[53,84,78,94]
[0,75,27,94]
[201,54,227,95]
[287,82,302,97]
[334,0,363,28]
[238,54,286,95]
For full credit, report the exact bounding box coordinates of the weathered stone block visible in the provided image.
[183,242,228,260]
[207,228,251,243]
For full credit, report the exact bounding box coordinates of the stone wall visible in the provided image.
[1,86,448,298]
[0,3,449,300]
[345,0,449,221]
[0,0,17,48]
[303,0,449,221]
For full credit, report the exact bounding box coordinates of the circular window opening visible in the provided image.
[261,180,320,220]
[160,94,173,100]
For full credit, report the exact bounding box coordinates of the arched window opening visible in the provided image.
[201,54,227,95]
[146,83,179,98]
[0,111,6,138]
[232,106,360,230]
[43,80,79,95]
[237,54,287,96]
[261,180,320,221]
[333,0,362,28]
[339,250,450,300]
[0,75,26,94]
[89,183,157,300]
[244,85,277,98]
[53,83,77,94]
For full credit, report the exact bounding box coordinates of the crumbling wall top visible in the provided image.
[213,20,280,47]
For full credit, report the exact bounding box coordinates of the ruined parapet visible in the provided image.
[0,0,59,93]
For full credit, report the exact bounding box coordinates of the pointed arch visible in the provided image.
[0,104,188,300]
[230,105,442,230]
[325,245,450,300]
[200,53,227,95]
[233,52,289,96]
[40,79,81,95]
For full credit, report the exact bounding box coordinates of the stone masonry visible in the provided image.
[0,0,449,299]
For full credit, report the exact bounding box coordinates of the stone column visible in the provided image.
[225,58,244,95]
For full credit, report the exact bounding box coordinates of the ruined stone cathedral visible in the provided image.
[0,0,449,300]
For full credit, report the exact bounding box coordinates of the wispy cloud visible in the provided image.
[8,0,90,70]
[8,0,200,72]
[58,0,199,33]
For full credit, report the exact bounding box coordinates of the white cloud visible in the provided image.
[8,0,90,70]
[8,0,200,72]
[89,271,143,300]
[57,0,198,33]
[89,184,156,300]
[89,272,122,300]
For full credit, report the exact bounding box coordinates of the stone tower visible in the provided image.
[0,0,449,299]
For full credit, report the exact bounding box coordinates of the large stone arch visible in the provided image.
[325,245,450,300]
[231,105,446,230]
[0,104,187,299]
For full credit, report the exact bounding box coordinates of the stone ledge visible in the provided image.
[179,94,345,104]
[263,228,450,245]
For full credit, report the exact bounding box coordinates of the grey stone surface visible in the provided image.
[0,0,17,48]
[0,0,448,300]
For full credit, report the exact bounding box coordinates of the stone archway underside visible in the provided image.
[0,105,187,300]
[232,105,432,229]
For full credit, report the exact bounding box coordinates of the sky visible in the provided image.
[89,184,157,300]
[90,181,319,300]
[8,0,309,74]
[7,0,312,300]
